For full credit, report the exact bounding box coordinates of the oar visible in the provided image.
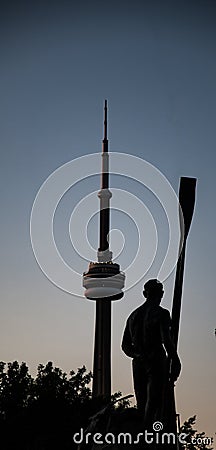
[171,176,197,349]
[164,177,197,450]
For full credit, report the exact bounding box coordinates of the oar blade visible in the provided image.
[179,177,197,239]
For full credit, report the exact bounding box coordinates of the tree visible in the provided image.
[179,415,214,450]
[0,360,33,418]
[0,360,94,450]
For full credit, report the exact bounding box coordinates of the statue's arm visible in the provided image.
[160,310,176,357]
[160,309,181,381]
[121,320,136,358]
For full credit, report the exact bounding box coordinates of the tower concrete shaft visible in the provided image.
[93,298,111,398]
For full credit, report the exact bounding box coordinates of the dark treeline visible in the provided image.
[0,361,100,450]
[0,361,213,450]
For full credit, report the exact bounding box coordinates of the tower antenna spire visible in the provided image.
[98,100,111,255]
[103,99,108,143]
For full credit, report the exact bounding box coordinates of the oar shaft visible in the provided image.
[171,242,186,349]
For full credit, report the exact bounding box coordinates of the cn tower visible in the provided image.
[83,101,125,399]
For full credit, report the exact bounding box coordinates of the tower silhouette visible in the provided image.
[83,101,125,398]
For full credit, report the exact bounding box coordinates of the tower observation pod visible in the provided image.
[83,100,125,399]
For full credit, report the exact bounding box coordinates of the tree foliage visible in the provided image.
[179,415,214,450]
[0,361,94,450]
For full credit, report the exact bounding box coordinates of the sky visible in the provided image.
[0,0,216,443]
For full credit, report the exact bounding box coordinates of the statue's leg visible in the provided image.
[132,358,147,413]
[144,358,166,428]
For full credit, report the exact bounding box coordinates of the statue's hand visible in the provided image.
[170,355,181,382]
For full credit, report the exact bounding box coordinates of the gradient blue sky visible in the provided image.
[0,0,216,442]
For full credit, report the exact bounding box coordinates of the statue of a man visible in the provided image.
[121,279,181,426]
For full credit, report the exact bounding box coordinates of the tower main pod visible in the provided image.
[83,101,125,398]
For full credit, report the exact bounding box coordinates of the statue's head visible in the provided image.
[143,279,164,304]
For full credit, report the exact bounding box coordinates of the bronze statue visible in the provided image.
[122,279,181,427]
